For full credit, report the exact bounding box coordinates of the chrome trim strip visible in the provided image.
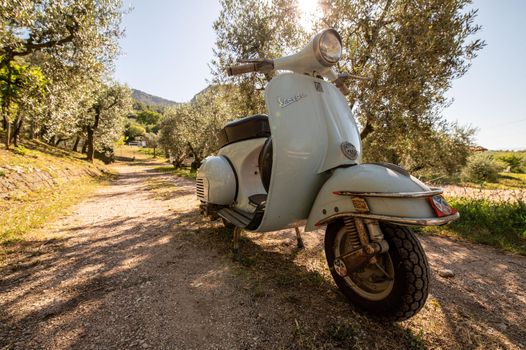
[317,212,460,227]
[333,187,444,198]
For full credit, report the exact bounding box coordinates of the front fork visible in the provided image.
[332,217,389,277]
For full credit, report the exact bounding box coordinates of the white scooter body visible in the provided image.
[196,28,460,321]
[213,73,361,232]
[258,73,361,231]
[197,29,459,234]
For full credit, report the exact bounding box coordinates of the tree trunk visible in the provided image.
[360,119,375,140]
[72,135,80,152]
[29,120,35,139]
[11,117,24,147]
[190,156,201,171]
[81,140,88,154]
[153,147,156,158]
[5,122,11,149]
[86,128,95,162]
[12,123,19,147]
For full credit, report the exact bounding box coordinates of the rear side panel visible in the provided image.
[218,138,267,213]
[257,73,361,232]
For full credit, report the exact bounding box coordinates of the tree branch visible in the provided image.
[360,118,375,140]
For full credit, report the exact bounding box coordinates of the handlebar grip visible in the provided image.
[227,63,257,76]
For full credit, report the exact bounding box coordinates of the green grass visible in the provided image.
[487,150,526,160]
[0,138,106,177]
[0,176,105,248]
[426,197,526,255]
[460,173,526,190]
[115,145,167,162]
[135,147,167,160]
[0,138,111,253]
[152,165,197,179]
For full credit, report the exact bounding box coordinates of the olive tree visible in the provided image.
[158,109,187,168]
[0,61,46,148]
[144,132,159,158]
[211,0,305,115]
[159,85,242,169]
[211,0,483,177]
[80,83,132,162]
[0,0,125,147]
[318,0,483,175]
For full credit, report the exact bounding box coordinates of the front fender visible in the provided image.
[305,164,459,232]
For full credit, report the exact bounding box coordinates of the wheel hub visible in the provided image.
[333,258,348,277]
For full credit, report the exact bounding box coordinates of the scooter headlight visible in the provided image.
[314,29,342,66]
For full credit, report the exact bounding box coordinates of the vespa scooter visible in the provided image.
[196,29,459,321]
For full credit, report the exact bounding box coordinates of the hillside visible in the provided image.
[132,89,179,107]
[0,140,109,245]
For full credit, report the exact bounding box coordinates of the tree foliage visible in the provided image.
[126,122,146,141]
[462,153,504,183]
[318,0,483,174]
[82,83,132,162]
[0,0,130,161]
[206,0,484,176]
[211,0,305,115]
[158,85,242,169]
[136,110,162,126]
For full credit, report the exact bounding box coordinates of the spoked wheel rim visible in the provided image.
[334,226,395,301]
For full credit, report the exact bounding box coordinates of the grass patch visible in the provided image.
[136,147,160,157]
[152,165,197,180]
[497,172,526,188]
[115,145,167,162]
[323,323,359,348]
[0,138,105,177]
[0,176,105,247]
[426,197,526,255]
[459,172,526,190]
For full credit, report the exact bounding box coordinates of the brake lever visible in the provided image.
[334,73,371,94]
[334,73,351,95]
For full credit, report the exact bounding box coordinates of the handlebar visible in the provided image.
[227,63,258,76]
[226,59,274,76]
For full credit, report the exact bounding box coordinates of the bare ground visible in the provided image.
[441,185,526,202]
[1,161,525,350]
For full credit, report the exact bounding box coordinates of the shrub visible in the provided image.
[499,154,525,173]
[462,153,504,182]
[12,145,29,156]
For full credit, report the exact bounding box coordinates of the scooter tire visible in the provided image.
[325,220,429,321]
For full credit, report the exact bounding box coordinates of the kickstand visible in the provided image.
[232,227,242,261]
[294,227,305,250]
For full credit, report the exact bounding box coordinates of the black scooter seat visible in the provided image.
[218,114,270,148]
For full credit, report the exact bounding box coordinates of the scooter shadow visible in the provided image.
[179,211,429,349]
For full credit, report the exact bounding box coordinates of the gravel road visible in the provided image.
[1,161,524,349]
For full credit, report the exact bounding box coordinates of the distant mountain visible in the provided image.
[132,89,179,107]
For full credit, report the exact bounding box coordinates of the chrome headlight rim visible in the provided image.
[313,28,342,67]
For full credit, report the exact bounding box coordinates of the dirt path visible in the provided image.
[1,162,525,350]
[442,185,526,202]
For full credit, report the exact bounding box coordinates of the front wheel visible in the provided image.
[325,220,429,321]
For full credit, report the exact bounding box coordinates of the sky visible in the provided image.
[114,0,526,150]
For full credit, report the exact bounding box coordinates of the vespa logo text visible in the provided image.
[277,93,307,108]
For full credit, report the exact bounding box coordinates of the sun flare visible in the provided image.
[297,0,321,30]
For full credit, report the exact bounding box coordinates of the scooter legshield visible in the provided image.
[256,73,361,232]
